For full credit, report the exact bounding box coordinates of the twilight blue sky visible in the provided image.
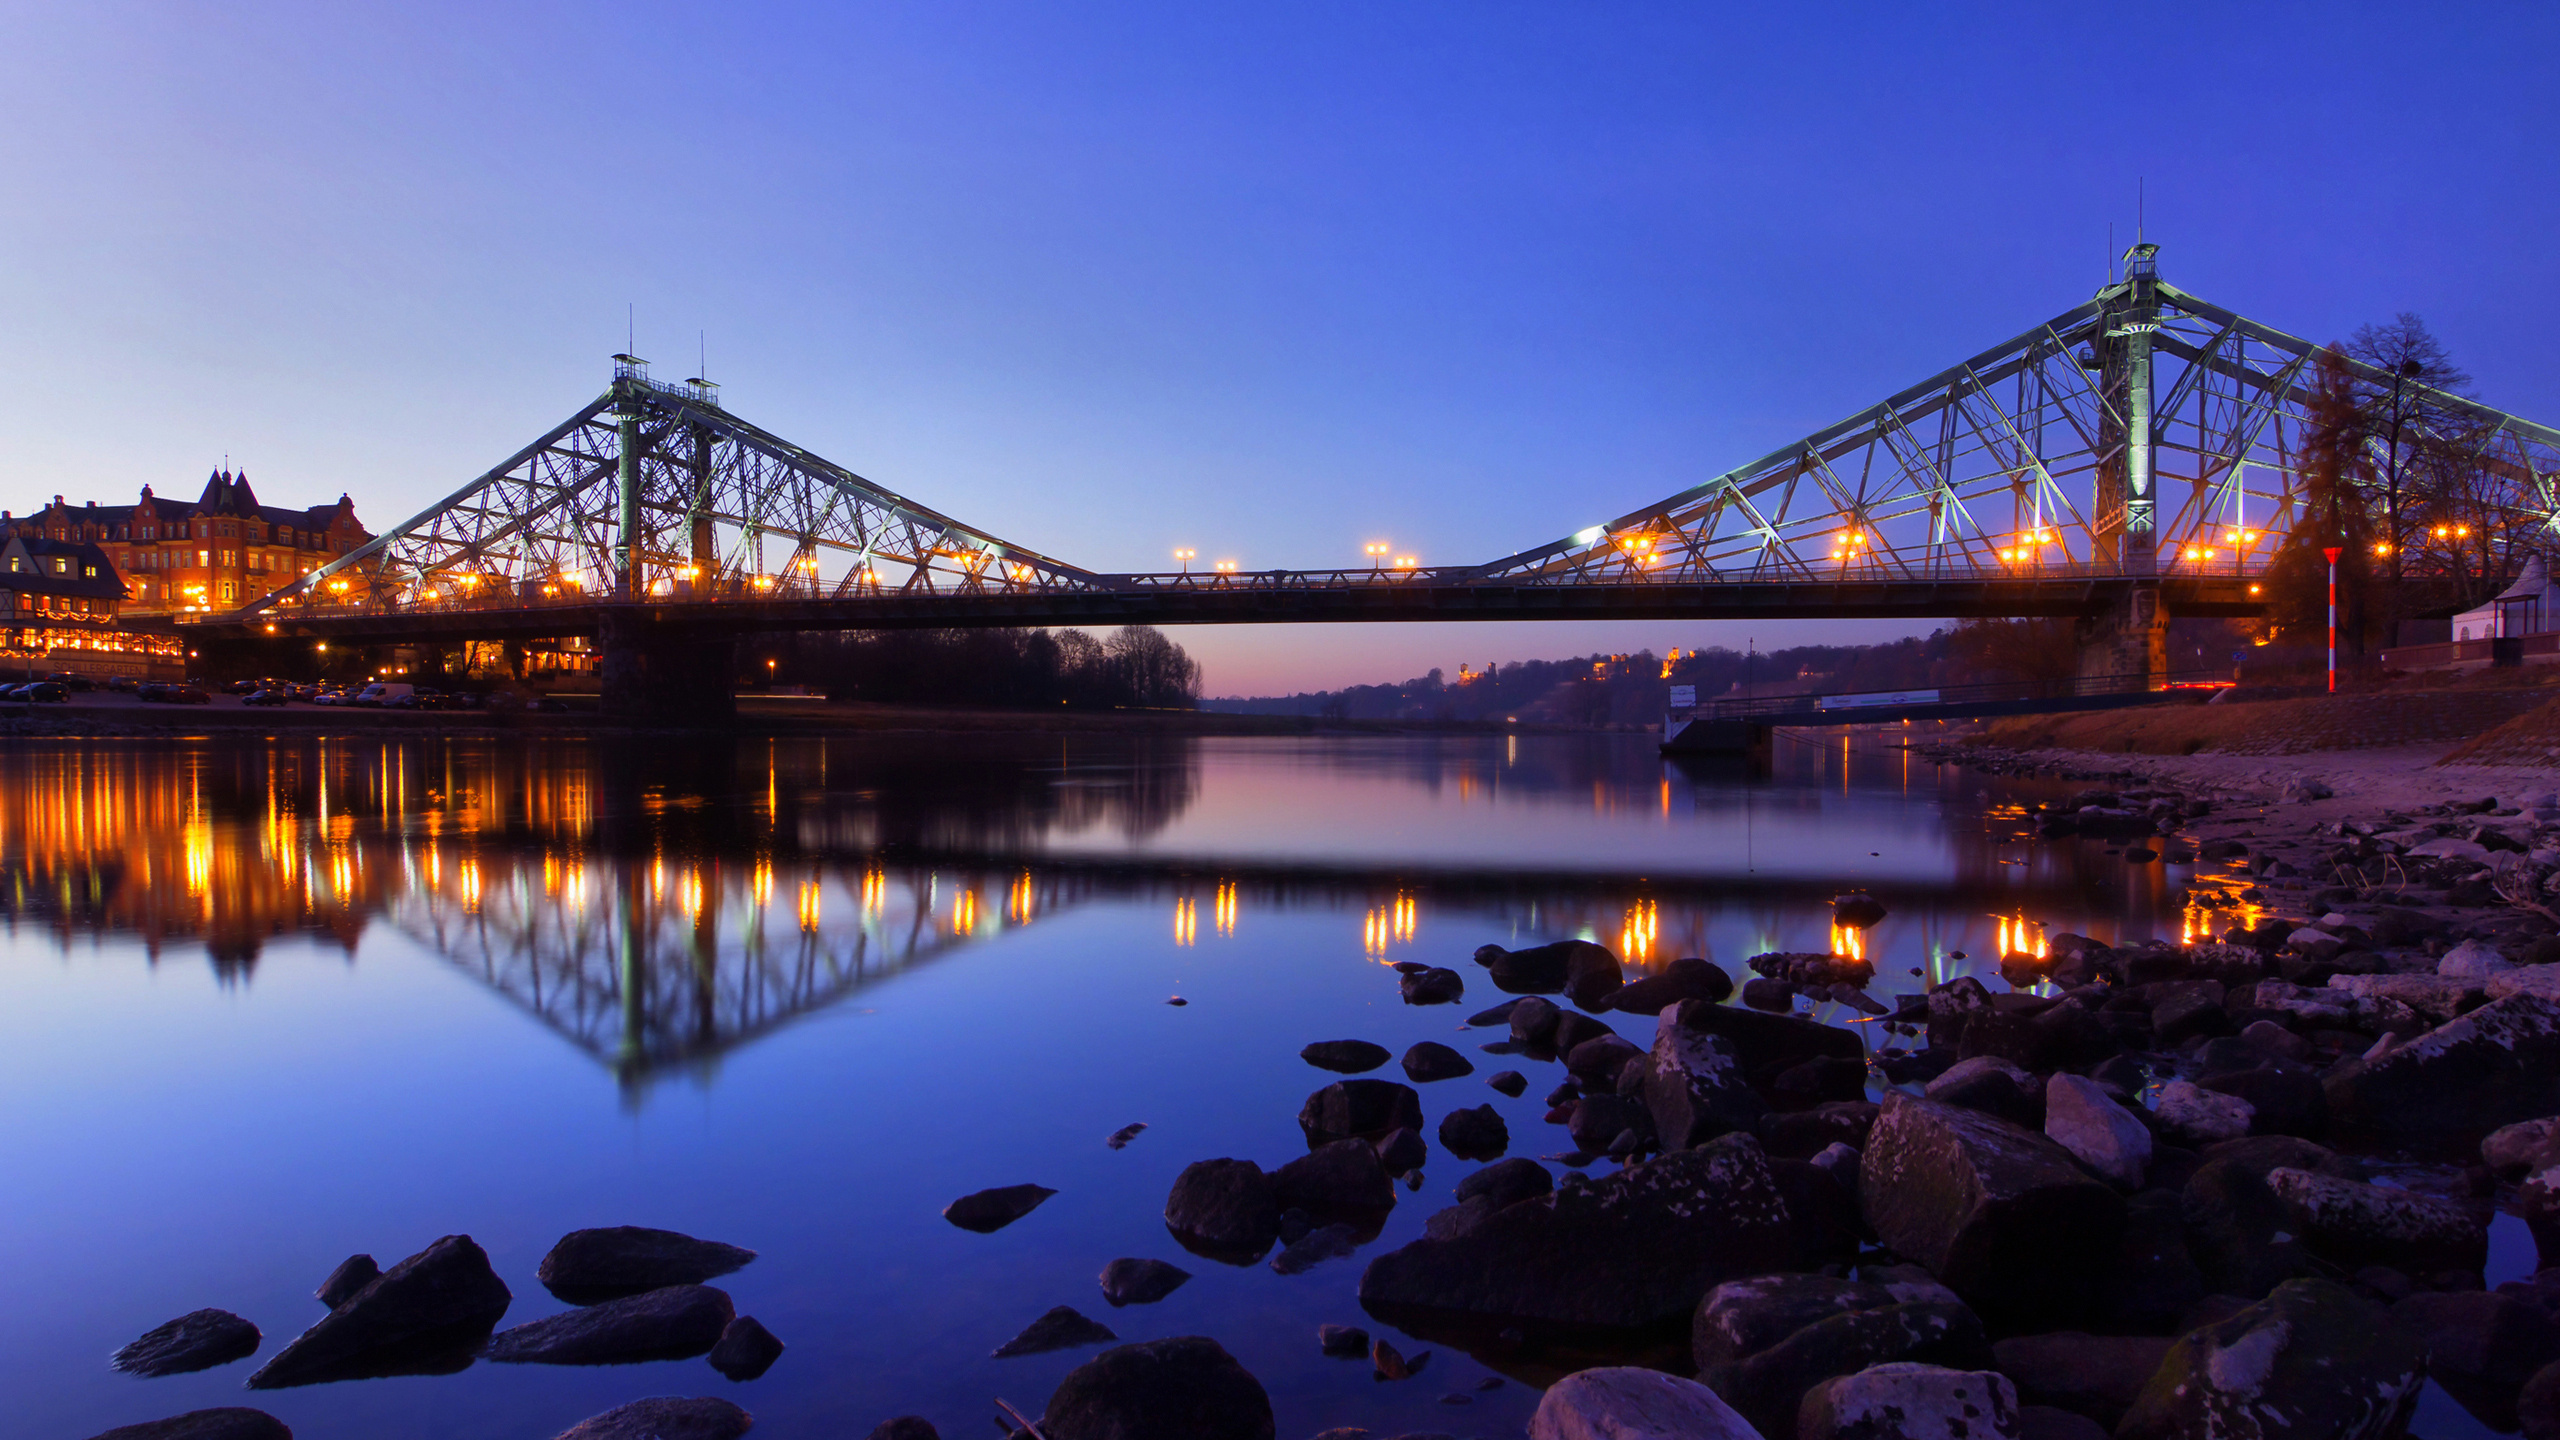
[3,2,2555,694]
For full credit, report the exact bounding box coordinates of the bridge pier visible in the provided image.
[598,610,737,724]
[2078,581,2169,688]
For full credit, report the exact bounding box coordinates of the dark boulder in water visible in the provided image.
[484,1284,735,1366]
[1040,1335,1274,1440]
[85,1410,291,1440]
[1401,1041,1474,1082]
[992,1305,1117,1358]
[1164,1158,1282,1264]
[707,1314,785,1381]
[1401,967,1465,1005]
[1099,1257,1192,1307]
[536,1226,757,1302]
[941,1186,1058,1235]
[1299,1079,1425,1147]
[553,1396,753,1440]
[1301,1040,1392,1073]
[247,1234,511,1388]
[315,1255,379,1309]
[1600,956,1735,1014]
[110,1309,261,1377]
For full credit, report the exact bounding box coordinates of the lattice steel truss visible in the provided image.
[1463,247,2560,589]
[243,357,1102,619]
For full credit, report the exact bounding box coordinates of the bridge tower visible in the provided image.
[2082,242,2169,685]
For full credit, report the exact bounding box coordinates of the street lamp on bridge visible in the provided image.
[1364,542,1390,571]
[1172,547,1195,573]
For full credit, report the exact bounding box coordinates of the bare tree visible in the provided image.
[2344,314,2471,581]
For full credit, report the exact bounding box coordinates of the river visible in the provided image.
[0,728,2401,1438]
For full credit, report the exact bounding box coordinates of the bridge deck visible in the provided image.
[170,572,2262,641]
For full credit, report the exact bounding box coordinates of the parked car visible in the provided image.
[106,676,139,692]
[355,682,415,706]
[164,685,211,705]
[17,682,69,704]
[311,689,351,706]
[45,672,94,692]
[241,689,291,707]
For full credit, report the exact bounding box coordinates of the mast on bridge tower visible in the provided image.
[611,354,647,600]
[2094,242,2161,575]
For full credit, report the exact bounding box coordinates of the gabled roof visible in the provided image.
[0,538,126,600]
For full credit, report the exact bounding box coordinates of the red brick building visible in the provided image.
[3,469,371,617]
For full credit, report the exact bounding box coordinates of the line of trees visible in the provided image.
[768,625,1202,709]
[2258,314,2515,656]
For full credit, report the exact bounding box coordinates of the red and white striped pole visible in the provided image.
[2323,546,2342,694]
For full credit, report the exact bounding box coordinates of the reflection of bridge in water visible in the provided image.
[0,731,2188,1097]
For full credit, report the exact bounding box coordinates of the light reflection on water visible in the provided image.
[1,730,2203,1438]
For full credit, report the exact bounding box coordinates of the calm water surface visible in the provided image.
[0,730,2328,1438]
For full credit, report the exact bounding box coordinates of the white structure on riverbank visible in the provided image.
[2453,557,2559,640]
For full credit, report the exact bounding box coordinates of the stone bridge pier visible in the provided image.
[2077,581,2169,689]
[598,610,738,724]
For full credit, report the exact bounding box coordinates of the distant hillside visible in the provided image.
[1205,617,2254,726]
[1203,636,1949,726]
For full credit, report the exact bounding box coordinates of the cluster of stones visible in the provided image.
[87,1227,773,1440]
[989,814,2560,1439]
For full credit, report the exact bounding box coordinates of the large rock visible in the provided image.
[110,1309,261,1377]
[315,1255,378,1309]
[708,1315,785,1381]
[2325,993,2560,1151]
[1529,1365,1765,1440]
[1401,1041,1475,1082]
[1273,1139,1396,1220]
[1098,1257,1191,1307]
[1164,1158,1281,1264]
[1358,1133,1794,1329]
[2485,1116,2560,1176]
[941,1186,1057,1235]
[1991,1332,2174,1429]
[1299,1079,1425,1147]
[2043,1075,2150,1189]
[247,1234,511,1387]
[1858,1094,2125,1329]
[1401,966,1465,1005]
[1665,999,1866,1093]
[1438,1103,1509,1161]
[1039,1335,1274,1440]
[2154,1080,2254,1147]
[485,1284,734,1365]
[1694,1274,1991,1438]
[2264,1166,2488,1272]
[1798,1362,2019,1440]
[1481,941,1622,1009]
[553,1397,753,1440]
[2202,1065,2328,1140]
[2118,1280,2422,1440]
[1646,1020,1769,1151]
[1602,956,1736,1014]
[1301,1039,1391,1073]
[1510,996,1564,1046]
[2180,1138,2350,1300]
[2394,1290,2560,1431]
[85,1412,291,1440]
[535,1226,756,1301]
[991,1305,1117,1358]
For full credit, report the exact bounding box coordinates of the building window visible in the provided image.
[83,565,96,578]
[51,558,67,574]
[198,550,209,567]
[219,580,237,601]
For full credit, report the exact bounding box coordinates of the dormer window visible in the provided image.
[51,557,68,574]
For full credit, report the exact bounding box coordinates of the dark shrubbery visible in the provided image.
[781,625,1201,710]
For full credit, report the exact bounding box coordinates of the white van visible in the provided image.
[355,683,415,706]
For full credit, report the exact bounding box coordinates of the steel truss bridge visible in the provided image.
[192,246,2559,661]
